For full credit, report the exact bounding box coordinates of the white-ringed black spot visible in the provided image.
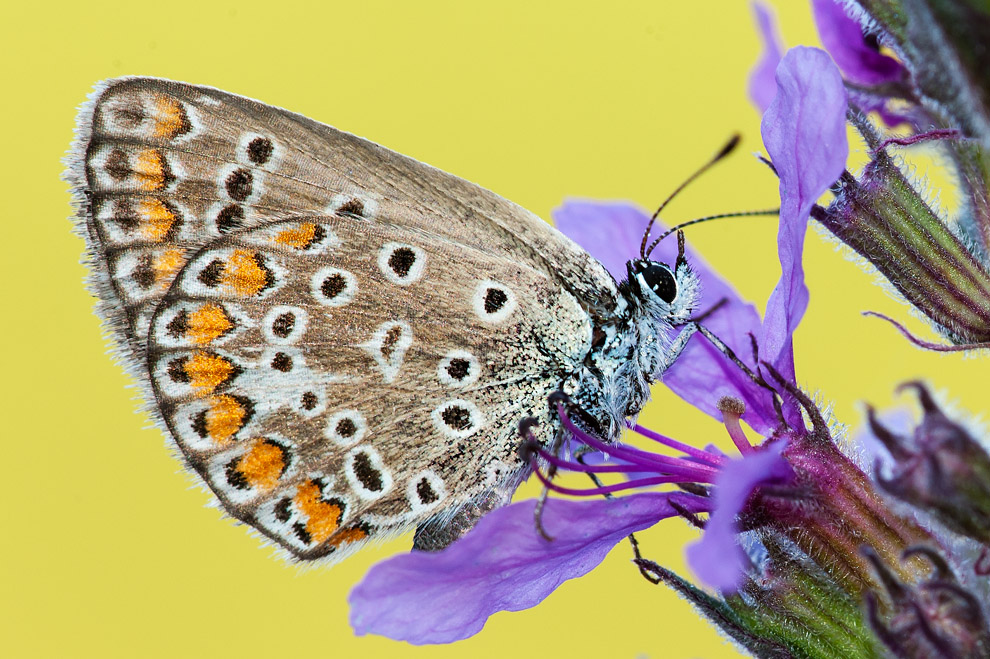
[388,247,416,277]
[325,410,367,447]
[353,451,383,492]
[446,358,470,380]
[271,352,292,372]
[472,280,517,323]
[437,350,480,388]
[246,136,274,165]
[271,312,295,338]
[377,243,425,285]
[336,417,357,438]
[431,399,484,439]
[416,478,439,505]
[484,287,508,313]
[216,204,245,233]
[301,391,318,411]
[311,267,356,307]
[321,273,346,299]
[441,405,472,431]
[344,446,392,500]
[225,168,253,201]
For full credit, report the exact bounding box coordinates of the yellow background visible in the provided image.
[1,2,977,657]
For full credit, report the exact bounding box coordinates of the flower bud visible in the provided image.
[864,545,990,658]
[869,382,990,544]
[813,149,990,346]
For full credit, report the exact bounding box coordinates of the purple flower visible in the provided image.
[750,2,906,126]
[810,0,905,87]
[558,50,848,433]
[760,47,848,388]
[749,2,784,112]
[350,491,709,644]
[685,438,792,591]
[347,47,850,645]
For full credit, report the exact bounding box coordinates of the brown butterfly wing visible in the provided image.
[145,215,592,560]
[67,77,619,377]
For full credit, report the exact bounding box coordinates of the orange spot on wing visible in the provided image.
[205,394,248,444]
[138,198,177,242]
[152,95,189,140]
[153,248,185,289]
[235,439,285,491]
[184,351,236,394]
[294,480,342,544]
[274,223,317,249]
[134,149,171,191]
[222,249,272,296]
[187,303,233,344]
[330,526,368,548]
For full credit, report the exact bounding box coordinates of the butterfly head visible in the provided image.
[624,254,701,326]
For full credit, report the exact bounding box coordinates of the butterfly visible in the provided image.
[66,78,705,562]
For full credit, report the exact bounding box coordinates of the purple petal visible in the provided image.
[748,2,784,112]
[686,440,793,592]
[552,200,647,282]
[811,0,906,87]
[349,492,709,644]
[760,47,848,384]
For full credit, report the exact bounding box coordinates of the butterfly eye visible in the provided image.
[641,264,677,303]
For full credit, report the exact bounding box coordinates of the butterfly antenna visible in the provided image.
[639,134,742,259]
[644,208,780,259]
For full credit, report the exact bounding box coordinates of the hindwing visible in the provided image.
[146,215,592,560]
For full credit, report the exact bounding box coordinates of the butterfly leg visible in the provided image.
[692,324,785,421]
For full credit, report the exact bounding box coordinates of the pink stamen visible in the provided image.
[556,405,720,479]
[530,458,716,497]
[717,396,755,455]
[632,424,728,466]
[535,445,716,483]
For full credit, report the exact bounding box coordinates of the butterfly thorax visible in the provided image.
[569,257,701,440]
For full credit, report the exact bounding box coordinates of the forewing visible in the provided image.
[67,77,618,373]
[146,215,592,561]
